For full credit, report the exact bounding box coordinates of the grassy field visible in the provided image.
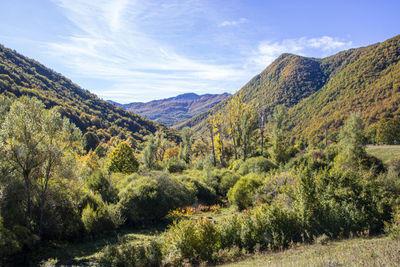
[221,236,400,267]
[366,145,400,164]
[34,227,162,266]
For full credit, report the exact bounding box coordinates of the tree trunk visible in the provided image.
[209,126,216,167]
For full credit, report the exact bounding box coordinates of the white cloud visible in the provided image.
[219,18,247,27]
[47,0,248,102]
[251,36,353,68]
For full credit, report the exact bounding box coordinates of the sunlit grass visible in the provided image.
[221,236,400,267]
[367,145,400,164]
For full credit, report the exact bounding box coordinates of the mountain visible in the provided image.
[0,45,178,144]
[178,35,400,145]
[110,92,230,127]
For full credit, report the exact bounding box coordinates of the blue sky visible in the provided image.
[1,0,399,103]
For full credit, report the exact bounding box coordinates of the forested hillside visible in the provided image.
[179,35,400,146]
[0,45,177,144]
[111,92,230,127]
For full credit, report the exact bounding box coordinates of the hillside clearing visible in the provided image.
[221,236,400,267]
[366,145,400,164]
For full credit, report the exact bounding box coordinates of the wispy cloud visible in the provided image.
[47,0,248,102]
[251,36,353,68]
[46,1,353,103]
[219,18,247,27]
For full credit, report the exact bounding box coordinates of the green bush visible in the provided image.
[99,240,162,267]
[179,176,218,204]
[388,207,400,239]
[118,172,196,224]
[204,168,241,196]
[162,219,220,265]
[240,205,302,251]
[164,158,187,173]
[227,174,263,210]
[0,217,21,262]
[86,170,118,203]
[237,156,276,176]
[81,203,119,234]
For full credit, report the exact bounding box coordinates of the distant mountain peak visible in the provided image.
[109,92,231,127]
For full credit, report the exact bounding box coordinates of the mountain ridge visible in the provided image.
[0,44,178,144]
[178,34,400,146]
[110,92,230,127]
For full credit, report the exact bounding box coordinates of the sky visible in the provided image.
[0,0,399,103]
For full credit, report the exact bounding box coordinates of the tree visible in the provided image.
[338,111,367,161]
[154,131,169,161]
[269,105,291,164]
[83,131,100,153]
[376,118,400,144]
[257,101,266,155]
[180,127,193,164]
[226,93,257,160]
[108,142,139,174]
[142,135,156,169]
[0,96,82,240]
[207,115,217,167]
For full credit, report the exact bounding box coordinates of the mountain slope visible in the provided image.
[112,92,230,127]
[0,45,177,144]
[179,35,400,145]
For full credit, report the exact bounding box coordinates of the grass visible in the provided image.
[367,145,400,164]
[34,226,163,266]
[221,236,400,267]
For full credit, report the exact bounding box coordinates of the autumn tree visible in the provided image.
[226,93,257,160]
[108,142,139,174]
[376,118,400,144]
[154,131,169,161]
[207,114,217,167]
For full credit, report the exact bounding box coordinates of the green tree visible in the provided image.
[269,105,291,164]
[0,96,82,240]
[338,111,367,161]
[180,127,193,164]
[376,118,400,144]
[142,134,156,169]
[108,142,139,174]
[83,131,100,153]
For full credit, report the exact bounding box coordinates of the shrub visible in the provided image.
[0,217,21,262]
[118,172,196,224]
[118,177,167,224]
[86,170,118,203]
[179,176,218,204]
[162,218,220,265]
[81,203,118,234]
[99,240,162,267]
[388,207,400,239]
[240,205,302,251]
[227,174,263,210]
[164,158,186,173]
[237,156,276,176]
[204,168,241,196]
